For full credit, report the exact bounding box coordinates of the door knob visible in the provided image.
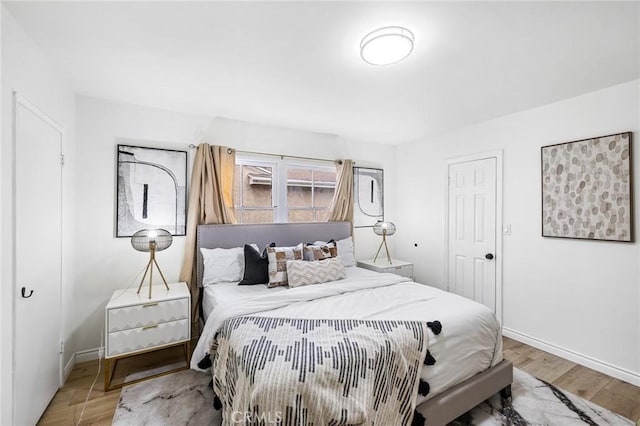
[485,253,494,260]
[21,287,34,298]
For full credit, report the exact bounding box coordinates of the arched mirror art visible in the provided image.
[353,167,384,227]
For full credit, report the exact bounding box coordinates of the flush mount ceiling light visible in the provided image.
[360,26,414,66]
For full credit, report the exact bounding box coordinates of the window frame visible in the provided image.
[234,153,336,224]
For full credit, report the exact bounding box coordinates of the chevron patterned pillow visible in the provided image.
[286,257,346,288]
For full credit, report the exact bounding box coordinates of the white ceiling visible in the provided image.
[4,1,639,144]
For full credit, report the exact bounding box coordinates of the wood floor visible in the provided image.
[37,336,640,425]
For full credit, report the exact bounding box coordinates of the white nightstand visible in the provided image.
[104,282,191,391]
[357,259,414,280]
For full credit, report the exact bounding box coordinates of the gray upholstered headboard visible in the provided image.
[196,221,351,287]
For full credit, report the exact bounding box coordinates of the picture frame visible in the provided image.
[541,132,632,242]
[353,167,384,228]
[116,144,188,237]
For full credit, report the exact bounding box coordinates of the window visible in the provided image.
[234,155,337,224]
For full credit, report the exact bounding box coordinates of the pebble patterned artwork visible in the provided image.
[541,132,632,241]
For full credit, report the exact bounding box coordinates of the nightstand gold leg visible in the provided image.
[184,341,192,364]
[104,357,118,391]
[104,358,110,391]
[104,358,108,390]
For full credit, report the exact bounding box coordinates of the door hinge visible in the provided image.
[59,340,64,354]
[60,153,65,166]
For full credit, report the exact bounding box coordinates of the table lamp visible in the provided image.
[373,221,396,264]
[131,228,172,299]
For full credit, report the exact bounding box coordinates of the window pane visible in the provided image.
[235,156,338,224]
[242,165,272,208]
[287,169,312,208]
[314,187,335,208]
[314,170,337,185]
[242,209,274,223]
[289,209,314,222]
[315,209,330,222]
[315,170,336,208]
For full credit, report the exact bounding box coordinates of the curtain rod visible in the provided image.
[188,144,345,165]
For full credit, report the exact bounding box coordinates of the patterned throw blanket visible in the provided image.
[209,316,432,426]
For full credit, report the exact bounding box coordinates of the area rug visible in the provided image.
[112,368,633,425]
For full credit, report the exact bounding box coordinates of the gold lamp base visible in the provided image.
[136,244,170,299]
[373,231,393,265]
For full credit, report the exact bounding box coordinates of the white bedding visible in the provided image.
[195,267,503,404]
[202,281,285,321]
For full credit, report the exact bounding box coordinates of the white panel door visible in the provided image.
[14,98,62,426]
[447,158,497,312]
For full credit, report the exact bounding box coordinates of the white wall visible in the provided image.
[0,5,4,419]
[72,96,395,355]
[395,80,640,384]
[1,7,77,424]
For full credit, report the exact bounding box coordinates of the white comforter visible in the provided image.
[193,267,503,403]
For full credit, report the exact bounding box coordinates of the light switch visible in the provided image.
[503,224,512,235]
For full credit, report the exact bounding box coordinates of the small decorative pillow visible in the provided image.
[313,237,356,267]
[239,243,275,285]
[303,242,337,261]
[287,257,347,288]
[267,244,303,287]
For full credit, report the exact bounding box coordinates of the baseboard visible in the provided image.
[75,347,100,363]
[503,327,640,386]
[63,353,75,382]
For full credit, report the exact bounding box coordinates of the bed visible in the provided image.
[192,221,512,426]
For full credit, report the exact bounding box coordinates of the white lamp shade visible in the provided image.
[360,26,414,66]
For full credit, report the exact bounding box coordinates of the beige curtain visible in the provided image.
[179,144,236,330]
[328,159,354,222]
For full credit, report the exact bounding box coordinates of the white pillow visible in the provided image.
[286,258,346,288]
[336,237,356,267]
[201,245,257,285]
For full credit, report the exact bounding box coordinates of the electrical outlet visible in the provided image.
[98,346,105,358]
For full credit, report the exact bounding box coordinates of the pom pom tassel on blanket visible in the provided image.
[427,321,442,335]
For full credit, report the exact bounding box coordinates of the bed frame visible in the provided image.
[196,221,512,426]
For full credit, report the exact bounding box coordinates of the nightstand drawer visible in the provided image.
[107,318,190,357]
[108,297,189,332]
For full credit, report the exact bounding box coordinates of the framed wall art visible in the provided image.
[353,167,384,227]
[541,132,632,242]
[116,144,187,237]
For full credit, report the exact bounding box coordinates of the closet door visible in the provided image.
[447,157,497,313]
[14,95,63,426]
